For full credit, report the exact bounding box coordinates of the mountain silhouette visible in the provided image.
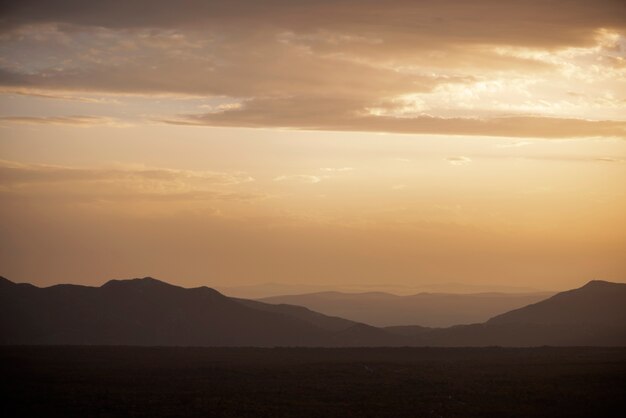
[260,290,553,327]
[387,280,626,346]
[487,280,626,326]
[1,276,624,346]
[234,298,358,332]
[0,276,397,346]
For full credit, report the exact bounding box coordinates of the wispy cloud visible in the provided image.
[496,141,533,148]
[320,167,354,172]
[165,97,626,139]
[0,88,118,103]
[446,156,472,165]
[0,160,257,202]
[273,175,324,184]
[0,115,123,126]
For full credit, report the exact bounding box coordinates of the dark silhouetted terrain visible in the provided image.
[488,280,626,326]
[0,276,400,346]
[385,281,626,346]
[2,346,625,418]
[1,276,625,346]
[260,291,553,327]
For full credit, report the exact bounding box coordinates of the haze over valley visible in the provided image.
[2,276,624,347]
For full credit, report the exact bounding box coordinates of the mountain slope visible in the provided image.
[386,280,626,346]
[234,298,358,332]
[0,276,392,346]
[260,290,554,327]
[488,280,626,326]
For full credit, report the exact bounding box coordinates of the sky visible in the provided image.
[0,0,625,291]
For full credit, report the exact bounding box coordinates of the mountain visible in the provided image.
[1,277,624,347]
[487,280,626,326]
[259,291,554,327]
[234,298,356,332]
[216,283,336,299]
[217,282,544,299]
[0,276,399,347]
[385,280,626,346]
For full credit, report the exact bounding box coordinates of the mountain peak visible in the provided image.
[581,279,619,289]
[487,279,626,329]
[101,276,179,290]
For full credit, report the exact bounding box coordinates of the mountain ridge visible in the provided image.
[259,289,556,327]
[0,276,400,347]
[1,276,624,347]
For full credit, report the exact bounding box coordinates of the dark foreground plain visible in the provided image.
[2,347,625,417]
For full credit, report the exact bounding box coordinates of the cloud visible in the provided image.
[0,160,252,184]
[273,175,324,184]
[0,115,120,126]
[593,157,623,163]
[517,155,625,164]
[0,88,115,103]
[2,1,624,49]
[0,24,433,98]
[320,167,354,172]
[272,169,351,184]
[496,141,533,148]
[458,154,625,164]
[164,96,626,139]
[446,156,472,166]
[1,1,624,138]
[0,160,257,202]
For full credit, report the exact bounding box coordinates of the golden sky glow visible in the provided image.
[0,1,625,290]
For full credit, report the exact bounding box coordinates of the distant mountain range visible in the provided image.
[217,282,545,299]
[1,276,624,347]
[259,291,553,327]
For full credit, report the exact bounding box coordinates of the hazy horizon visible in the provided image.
[1,0,625,291]
[4,273,624,298]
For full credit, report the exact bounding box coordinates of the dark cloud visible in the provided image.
[0,42,436,98]
[2,1,624,48]
[1,1,624,139]
[164,96,626,139]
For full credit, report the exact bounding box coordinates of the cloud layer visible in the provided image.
[1,0,625,138]
[0,160,256,203]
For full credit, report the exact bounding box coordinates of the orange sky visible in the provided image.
[0,1,625,291]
